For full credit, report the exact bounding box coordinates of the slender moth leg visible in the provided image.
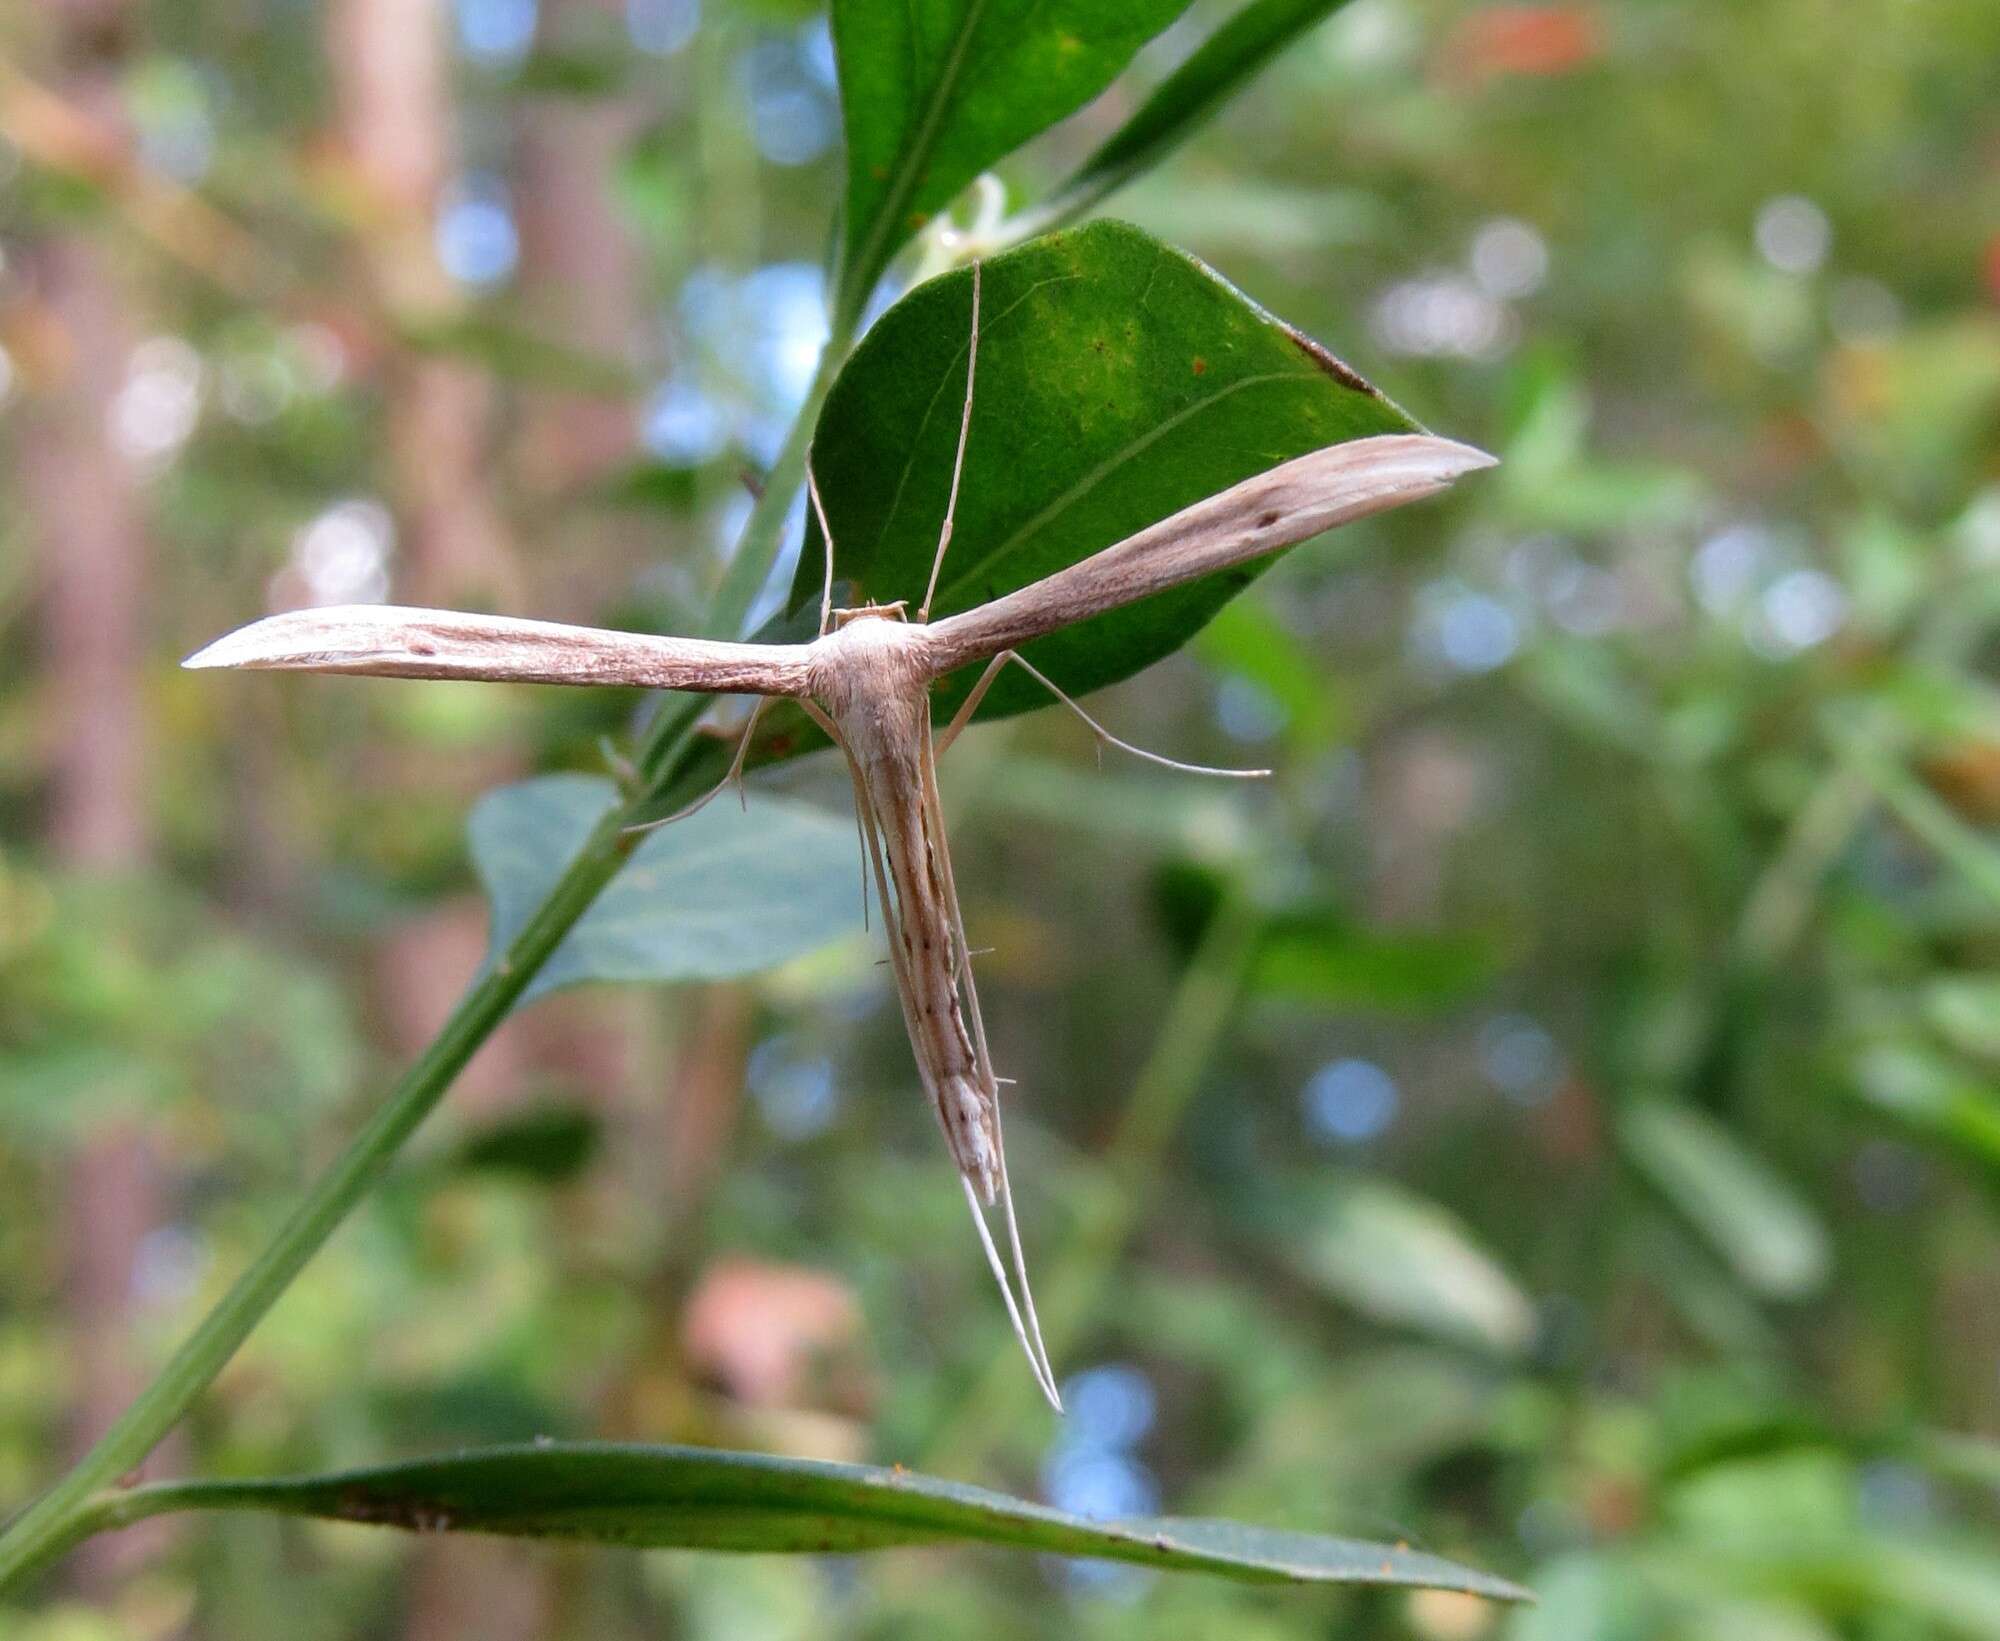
[935,649,1271,779]
[622,695,772,834]
[933,652,1009,756]
[919,261,981,623]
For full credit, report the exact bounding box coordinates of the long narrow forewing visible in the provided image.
[920,434,1495,676]
[182,604,814,696]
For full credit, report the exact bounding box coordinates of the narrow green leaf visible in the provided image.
[1040,0,1359,229]
[1285,1177,1538,1356]
[398,315,635,396]
[1194,598,1350,751]
[471,775,860,1003]
[1251,915,1496,1013]
[1620,1102,1830,1300]
[793,220,1418,724]
[830,0,1194,313]
[448,1104,602,1182]
[1849,1040,2000,1179]
[1923,975,2000,1062]
[1836,728,2000,911]
[978,754,1257,860]
[80,1443,1528,1599]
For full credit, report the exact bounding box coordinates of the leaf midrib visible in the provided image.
[933,367,1324,614]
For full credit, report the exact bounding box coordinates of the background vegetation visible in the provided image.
[4,0,2000,1635]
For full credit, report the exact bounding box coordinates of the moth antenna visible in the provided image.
[919,260,981,623]
[623,696,770,834]
[808,457,838,638]
[961,1175,1062,1412]
[1004,650,1271,780]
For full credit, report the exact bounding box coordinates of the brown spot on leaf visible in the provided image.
[1192,356,1207,375]
[1283,323,1384,398]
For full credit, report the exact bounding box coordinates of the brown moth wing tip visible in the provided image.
[1423,435,1501,476]
[181,623,268,669]
[181,611,330,670]
[183,606,406,671]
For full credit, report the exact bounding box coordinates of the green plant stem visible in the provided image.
[703,313,849,645]
[1837,729,2000,912]
[927,891,1264,1474]
[0,318,855,1596]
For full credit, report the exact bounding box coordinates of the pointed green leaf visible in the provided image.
[830,0,1194,312]
[1039,0,1361,230]
[1286,1177,1538,1356]
[471,775,860,1003]
[1620,1102,1831,1300]
[79,1443,1528,1600]
[793,220,1420,724]
[1251,914,1496,1012]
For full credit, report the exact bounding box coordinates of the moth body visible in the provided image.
[814,610,1004,1206]
[180,427,1495,1417]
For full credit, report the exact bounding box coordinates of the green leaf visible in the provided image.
[1619,1102,1831,1301]
[1194,598,1350,751]
[1284,1177,1538,1356]
[830,0,1194,313]
[1040,0,1360,229]
[793,220,1418,725]
[1836,728,2000,911]
[81,1443,1528,1600]
[1251,914,1496,1013]
[398,315,635,396]
[471,776,861,1004]
[1924,975,2000,1063]
[448,1104,602,1182]
[1849,1040,2000,1179]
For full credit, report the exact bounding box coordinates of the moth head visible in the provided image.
[831,600,910,629]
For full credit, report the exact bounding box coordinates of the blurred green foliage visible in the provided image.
[5,0,2000,1635]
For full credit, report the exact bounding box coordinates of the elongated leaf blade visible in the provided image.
[472,775,861,1003]
[794,220,1421,723]
[831,0,1194,311]
[1285,1177,1538,1356]
[90,1443,1528,1599]
[1043,0,1360,227]
[1620,1102,1831,1300]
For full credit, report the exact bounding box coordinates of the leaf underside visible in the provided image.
[472,776,863,1002]
[96,1442,1528,1600]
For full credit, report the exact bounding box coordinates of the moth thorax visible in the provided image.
[808,612,935,708]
